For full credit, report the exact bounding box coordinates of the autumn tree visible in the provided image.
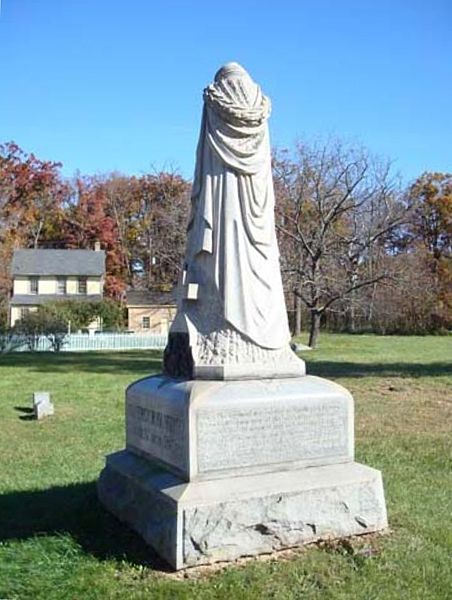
[0,142,68,246]
[0,142,68,297]
[408,172,451,260]
[132,172,190,290]
[406,172,452,329]
[61,176,126,298]
[102,174,143,284]
[274,140,406,347]
[59,171,190,296]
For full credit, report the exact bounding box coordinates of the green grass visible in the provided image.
[0,334,451,599]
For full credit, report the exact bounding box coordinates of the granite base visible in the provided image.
[98,451,387,570]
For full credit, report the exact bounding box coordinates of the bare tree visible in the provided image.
[103,173,142,284]
[132,170,191,290]
[274,139,407,347]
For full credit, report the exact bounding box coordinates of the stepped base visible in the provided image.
[98,451,387,570]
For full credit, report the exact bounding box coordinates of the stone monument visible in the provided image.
[98,63,387,570]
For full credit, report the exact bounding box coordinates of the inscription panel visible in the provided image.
[197,401,350,473]
[127,403,187,472]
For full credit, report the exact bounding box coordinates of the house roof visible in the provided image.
[11,249,106,276]
[10,294,103,306]
[126,288,177,307]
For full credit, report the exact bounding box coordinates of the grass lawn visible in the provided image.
[0,334,451,599]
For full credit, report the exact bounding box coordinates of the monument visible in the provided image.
[98,63,387,569]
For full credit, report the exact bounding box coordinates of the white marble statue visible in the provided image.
[99,64,387,570]
[164,62,304,379]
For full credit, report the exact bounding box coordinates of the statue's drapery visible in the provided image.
[183,63,290,349]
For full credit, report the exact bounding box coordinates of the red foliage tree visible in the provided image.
[0,141,69,297]
[62,176,126,298]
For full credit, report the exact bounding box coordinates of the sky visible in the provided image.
[0,0,451,184]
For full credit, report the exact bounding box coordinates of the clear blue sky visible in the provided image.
[1,0,451,184]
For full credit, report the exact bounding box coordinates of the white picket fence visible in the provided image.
[1,332,168,353]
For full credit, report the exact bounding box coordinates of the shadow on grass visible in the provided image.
[1,351,450,380]
[14,406,35,421]
[14,406,34,414]
[0,351,163,376]
[0,481,172,571]
[305,360,451,379]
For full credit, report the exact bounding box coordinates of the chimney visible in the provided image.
[94,241,101,251]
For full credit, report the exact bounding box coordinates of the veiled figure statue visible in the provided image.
[164,62,304,380]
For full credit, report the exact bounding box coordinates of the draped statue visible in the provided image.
[164,63,304,380]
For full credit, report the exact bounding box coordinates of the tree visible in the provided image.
[13,312,43,351]
[0,142,68,246]
[0,298,7,331]
[61,176,126,298]
[132,172,190,290]
[95,298,124,330]
[42,298,124,332]
[406,172,452,329]
[102,173,143,285]
[0,141,68,300]
[41,299,93,332]
[274,139,407,347]
[13,310,68,352]
[58,171,190,296]
[42,313,69,352]
[0,327,24,354]
[0,141,192,302]
[408,172,452,260]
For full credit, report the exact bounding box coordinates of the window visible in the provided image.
[57,277,67,295]
[20,308,30,319]
[29,277,39,294]
[78,277,87,294]
[142,316,150,329]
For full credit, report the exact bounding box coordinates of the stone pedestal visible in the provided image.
[98,376,388,569]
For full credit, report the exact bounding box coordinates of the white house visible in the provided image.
[10,248,106,326]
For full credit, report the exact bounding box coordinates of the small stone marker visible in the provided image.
[33,392,54,420]
[291,342,313,352]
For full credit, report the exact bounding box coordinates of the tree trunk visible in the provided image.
[368,281,377,324]
[348,299,356,333]
[147,234,153,288]
[294,287,302,336]
[347,271,357,332]
[308,310,321,348]
[33,219,43,248]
